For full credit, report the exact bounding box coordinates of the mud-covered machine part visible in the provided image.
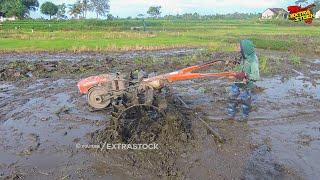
[109,86,169,143]
[86,74,128,109]
[79,73,168,142]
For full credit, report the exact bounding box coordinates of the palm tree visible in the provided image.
[68,1,82,19]
[82,0,91,18]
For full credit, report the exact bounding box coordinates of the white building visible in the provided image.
[0,12,17,22]
[0,12,4,22]
[261,8,288,19]
[5,16,17,21]
[316,10,320,19]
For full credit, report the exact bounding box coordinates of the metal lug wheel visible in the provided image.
[87,86,112,110]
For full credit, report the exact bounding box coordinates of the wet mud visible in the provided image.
[90,96,193,178]
[0,49,319,179]
[0,48,199,63]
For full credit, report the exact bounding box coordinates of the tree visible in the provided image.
[68,1,82,19]
[90,0,110,18]
[22,0,39,11]
[68,0,94,19]
[107,14,114,20]
[147,6,161,18]
[137,14,144,19]
[295,0,308,6]
[0,0,27,18]
[57,3,67,19]
[295,0,320,12]
[0,0,38,18]
[40,1,58,19]
[137,14,146,31]
[314,0,320,12]
[81,0,91,18]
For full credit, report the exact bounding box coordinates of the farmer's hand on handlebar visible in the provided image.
[235,72,247,80]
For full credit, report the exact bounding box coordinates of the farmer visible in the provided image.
[227,40,260,121]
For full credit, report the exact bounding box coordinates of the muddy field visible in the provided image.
[0,49,319,179]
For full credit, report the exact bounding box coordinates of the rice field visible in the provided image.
[0,19,319,54]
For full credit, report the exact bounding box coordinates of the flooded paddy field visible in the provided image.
[0,49,319,179]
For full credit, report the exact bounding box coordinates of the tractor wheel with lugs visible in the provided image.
[109,88,166,143]
[87,86,112,110]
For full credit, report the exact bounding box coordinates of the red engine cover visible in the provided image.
[77,75,109,94]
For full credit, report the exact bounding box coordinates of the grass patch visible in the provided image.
[259,55,269,74]
[289,55,301,67]
[251,38,293,51]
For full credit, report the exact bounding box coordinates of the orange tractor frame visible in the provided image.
[78,60,241,110]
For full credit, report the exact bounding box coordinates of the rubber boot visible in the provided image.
[227,102,237,118]
[226,84,240,119]
[240,90,251,122]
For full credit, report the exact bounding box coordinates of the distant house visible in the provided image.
[261,8,288,19]
[5,16,17,21]
[316,10,320,19]
[0,12,17,22]
[0,12,4,22]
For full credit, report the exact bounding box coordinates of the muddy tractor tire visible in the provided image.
[87,86,112,110]
[107,86,170,143]
[114,104,165,143]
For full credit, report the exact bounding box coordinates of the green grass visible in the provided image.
[259,55,269,74]
[289,55,302,67]
[0,19,320,54]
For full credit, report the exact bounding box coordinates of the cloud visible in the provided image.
[182,0,283,8]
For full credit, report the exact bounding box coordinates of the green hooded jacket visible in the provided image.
[237,40,260,89]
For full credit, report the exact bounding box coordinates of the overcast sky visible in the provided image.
[30,0,297,18]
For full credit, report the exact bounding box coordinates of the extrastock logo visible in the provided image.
[287,4,316,24]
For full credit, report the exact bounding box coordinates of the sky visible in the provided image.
[30,0,298,18]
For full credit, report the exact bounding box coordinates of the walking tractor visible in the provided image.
[77,60,244,141]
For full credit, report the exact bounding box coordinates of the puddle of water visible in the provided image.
[174,75,319,179]
[5,93,72,121]
[249,76,320,179]
[251,76,320,120]
[0,83,15,99]
[310,70,320,75]
[0,78,106,161]
[313,59,320,64]
[255,76,318,100]
[0,151,19,165]
[175,76,319,121]
[251,120,320,179]
[0,78,153,179]
[173,79,224,106]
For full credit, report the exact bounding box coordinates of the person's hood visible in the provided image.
[240,40,255,61]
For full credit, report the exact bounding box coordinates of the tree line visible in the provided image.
[0,0,39,19]
[67,0,110,19]
[0,0,110,20]
[163,13,260,20]
[2,1,318,21]
[295,0,320,12]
